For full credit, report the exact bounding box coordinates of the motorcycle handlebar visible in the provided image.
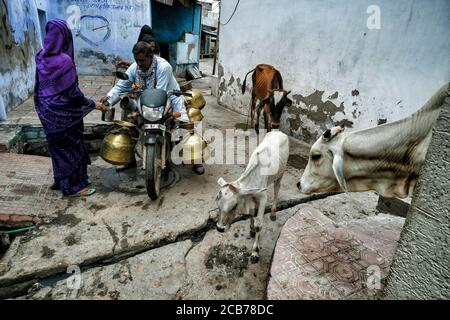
[107,90,192,106]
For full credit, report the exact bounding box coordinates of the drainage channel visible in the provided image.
[0,192,339,299]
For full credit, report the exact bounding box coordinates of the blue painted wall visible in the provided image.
[152,0,201,75]
[47,0,151,75]
[0,0,42,119]
[152,1,201,44]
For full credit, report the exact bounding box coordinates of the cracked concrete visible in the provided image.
[28,240,193,300]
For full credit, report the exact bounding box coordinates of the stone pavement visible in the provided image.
[267,205,404,300]
[0,153,67,228]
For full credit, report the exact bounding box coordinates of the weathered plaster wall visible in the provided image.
[384,84,450,299]
[218,0,450,143]
[47,0,151,75]
[0,0,42,119]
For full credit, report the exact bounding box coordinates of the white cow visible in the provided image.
[298,83,449,198]
[216,130,290,263]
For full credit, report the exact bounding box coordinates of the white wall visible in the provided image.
[217,0,450,143]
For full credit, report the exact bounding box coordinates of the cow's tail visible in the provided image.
[242,68,256,95]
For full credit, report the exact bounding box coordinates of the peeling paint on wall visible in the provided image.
[218,63,224,78]
[5,0,41,44]
[291,91,346,124]
[0,96,6,120]
[0,0,41,115]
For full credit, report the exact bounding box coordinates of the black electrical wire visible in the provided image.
[220,0,240,26]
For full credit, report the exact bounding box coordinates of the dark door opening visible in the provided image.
[158,42,170,62]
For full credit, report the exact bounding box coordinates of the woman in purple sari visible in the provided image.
[35,19,107,197]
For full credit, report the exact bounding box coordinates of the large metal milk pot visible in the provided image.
[100,121,137,165]
[179,131,209,164]
[188,108,204,122]
[185,90,206,110]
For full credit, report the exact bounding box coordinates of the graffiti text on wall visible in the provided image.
[72,0,135,12]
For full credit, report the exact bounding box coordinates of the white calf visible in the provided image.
[215,131,290,263]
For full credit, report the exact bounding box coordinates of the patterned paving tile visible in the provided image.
[267,205,403,300]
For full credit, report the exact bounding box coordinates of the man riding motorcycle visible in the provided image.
[100,42,205,175]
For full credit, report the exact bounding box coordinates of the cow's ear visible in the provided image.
[239,188,267,196]
[218,177,227,187]
[332,152,347,192]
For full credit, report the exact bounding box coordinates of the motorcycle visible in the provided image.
[101,71,206,200]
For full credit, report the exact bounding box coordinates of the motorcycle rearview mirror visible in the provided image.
[115,71,129,81]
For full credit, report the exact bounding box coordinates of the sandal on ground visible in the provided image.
[67,188,97,198]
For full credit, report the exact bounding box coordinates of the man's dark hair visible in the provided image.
[132,41,153,57]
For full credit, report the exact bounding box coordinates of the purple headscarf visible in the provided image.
[36,19,77,97]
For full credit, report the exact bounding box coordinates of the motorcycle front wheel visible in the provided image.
[145,144,162,200]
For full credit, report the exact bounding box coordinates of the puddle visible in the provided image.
[92,165,179,195]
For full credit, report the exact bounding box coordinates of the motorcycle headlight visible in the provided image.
[142,105,164,122]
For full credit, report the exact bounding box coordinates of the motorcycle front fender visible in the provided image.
[142,132,166,171]
[144,133,164,146]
